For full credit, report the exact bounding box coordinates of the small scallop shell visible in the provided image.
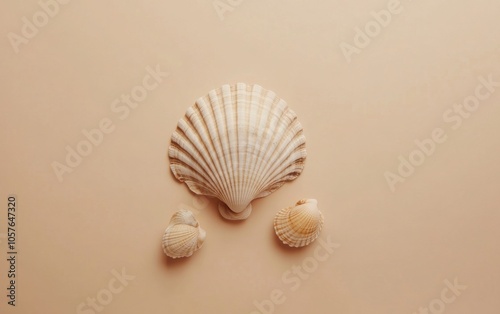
[162,209,206,258]
[274,199,323,247]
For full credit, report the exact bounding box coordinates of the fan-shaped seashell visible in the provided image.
[274,199,323,247]
[162,209,206,258]
[168,83,306,220]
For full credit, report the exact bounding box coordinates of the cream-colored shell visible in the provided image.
[162,209,206,258]
[274,199,323,247]
[169,83,306,220]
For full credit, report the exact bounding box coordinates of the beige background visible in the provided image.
[1,0,499,313]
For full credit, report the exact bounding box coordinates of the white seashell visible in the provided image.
[162,209,206,258]
[274,199,323,247]
[169,83,306,220]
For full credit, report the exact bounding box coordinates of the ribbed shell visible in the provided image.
[274,199,323,247]
[162,210,206,258]
[169,83,306,220]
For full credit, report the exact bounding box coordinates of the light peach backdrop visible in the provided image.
[1,1,499,313]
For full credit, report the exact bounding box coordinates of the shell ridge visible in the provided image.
[250,89,278,178]
[193,98,232,202]
[169,133,214,182]
[241,83,256,208]
[170,126,220,196]
[241,84,262,206]
[211,89,234,207]
[221,84,239,210]
[240,87,273,205]
[175,117,219,185]
[247,95,286,199]
[253,107,303,194]
[255,135,306,194]
[209,92,235,198]
[218,85,235,207]
[169,135,218,192]
[235,83,246,208]
[169,155,219,197]
[255,123,306,189]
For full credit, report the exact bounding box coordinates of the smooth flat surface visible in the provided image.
[1,1,499,313]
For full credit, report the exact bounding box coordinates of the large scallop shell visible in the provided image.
[274,199,323,247]
[168,83,306,220]
[162,209,206,258]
